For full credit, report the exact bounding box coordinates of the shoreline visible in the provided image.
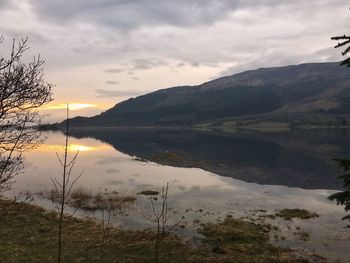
[0,198,327,262]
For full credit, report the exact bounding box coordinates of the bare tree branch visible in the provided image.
[49,105,82,263]
[0,37,52,195]
[332,33,350,67]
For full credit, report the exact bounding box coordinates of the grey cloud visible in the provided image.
[104,68,123,73]
[176,62,186,67]
[30,0,329,30]
[131,77,140,81]
[1,0,346,88]
[1,29,49,45]
[105,80,119,85]
[190,62,200,67]
[29,0,315,32]
[312,47,341,62]
[216,47,341,78]
[133,59,155,70]
[3,0,342,72]
[132,59,168,70]
[262,30,309,42]
[95,88,147,97]
[0,0,12,9]
[29,0,240,30]
[71,46,85,53]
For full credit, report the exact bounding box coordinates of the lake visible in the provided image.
[10,128,350,261]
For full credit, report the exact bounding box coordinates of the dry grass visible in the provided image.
[275,209,319,221]
[137,190,160,196]
[0,199,191,262]
[0,200,311,262]
[91,191,136,211]
[199,217,309,263]
[70,187,94,209]
[259,209,319,221]
[38,188,136,212]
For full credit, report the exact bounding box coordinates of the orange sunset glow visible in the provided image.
[42,103,98,111]
[39,143,110,153]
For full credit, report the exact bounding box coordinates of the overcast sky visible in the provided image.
[0,0,348,120]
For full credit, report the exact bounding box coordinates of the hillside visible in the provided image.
[65,62,350,127]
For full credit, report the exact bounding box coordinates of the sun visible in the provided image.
[68,144,96,152]
[68,103,97,111]
[42,103,98,111]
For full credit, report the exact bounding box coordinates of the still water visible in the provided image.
[12,128,350,261]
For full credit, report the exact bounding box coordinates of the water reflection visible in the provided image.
[11,130,350,261]
[17,132,236,194]
[68,128,349,189]
[40,143,107,152]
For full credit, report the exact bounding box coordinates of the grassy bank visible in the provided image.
[0,199,309,262]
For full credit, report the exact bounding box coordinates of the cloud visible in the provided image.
[28,1,241,30]
[103,68,123,73]
[132,59,168,70]
[176,62,186,67]
[29,1,335,31]
[215,47,342,78]
[190,62,200,67]
[0,0,11,9]
[105,80,119,85]
[1,0,348,115]
[95,88,147,97]
[2,0,345,72]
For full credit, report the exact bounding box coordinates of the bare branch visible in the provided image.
[49,105,82,263]
[139,183,185,263]
[55,152,64,167]
[332,33,350,66]
[0,37,52,194]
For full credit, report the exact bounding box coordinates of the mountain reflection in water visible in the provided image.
[68,128,350,190]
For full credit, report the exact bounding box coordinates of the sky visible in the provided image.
[0,0,348,121]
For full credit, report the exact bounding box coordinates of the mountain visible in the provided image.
[65,62,350,128]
